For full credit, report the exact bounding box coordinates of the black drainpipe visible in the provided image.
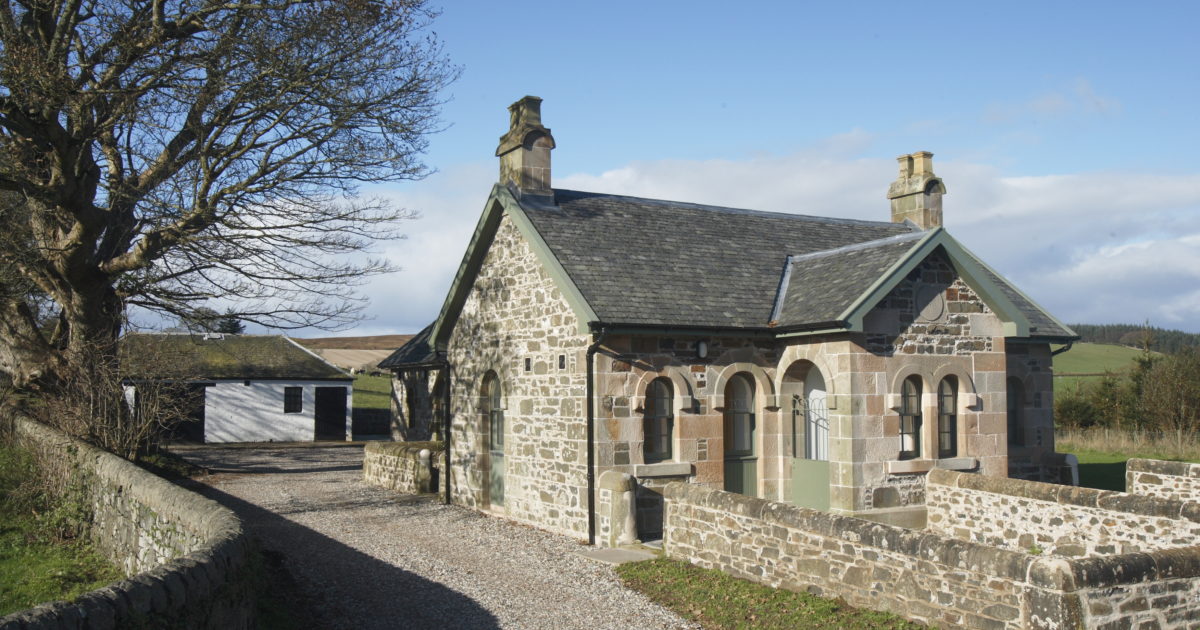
[585,325,607,546]
[437,353,452,505]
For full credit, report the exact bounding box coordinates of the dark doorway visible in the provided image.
[161,383,208,443]
[178,384,208,442]
[315,386,348,440]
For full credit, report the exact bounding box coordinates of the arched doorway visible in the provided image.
[783,361,830,510]
[723,373,757,497]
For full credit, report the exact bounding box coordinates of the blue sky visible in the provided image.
[267,1,1200,336]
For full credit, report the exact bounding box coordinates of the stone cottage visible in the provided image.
[380,96,1078,543]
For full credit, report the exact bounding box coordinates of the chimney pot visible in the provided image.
[911,151,934,176]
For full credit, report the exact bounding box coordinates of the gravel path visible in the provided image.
[178,445,695,630]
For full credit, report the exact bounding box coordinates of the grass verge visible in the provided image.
[0,445,122,616]
[615,557,925,629]
[1064,450,1133,492]
[353,374,392,411]
[1058,434,1200,492]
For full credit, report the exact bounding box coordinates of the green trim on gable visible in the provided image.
[947,239,1079,340]
[935,237,1032,337]
[428,189,506,347]
[838,228,944,332]
[428,185,598,348]
[835,228,1037,338]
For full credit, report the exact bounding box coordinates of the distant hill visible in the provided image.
[293,334,413,350]
[1069,324,1200,354]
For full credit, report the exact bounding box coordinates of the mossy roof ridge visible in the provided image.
[121,334,350,380]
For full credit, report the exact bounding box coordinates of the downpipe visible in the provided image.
[585,325,607,546]
[438,354,452,505]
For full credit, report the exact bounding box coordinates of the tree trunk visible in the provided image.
[0,273,124,390]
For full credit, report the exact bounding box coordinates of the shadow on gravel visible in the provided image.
[203,464,362,474]
[194,484,500,630]
[173,447,364,475]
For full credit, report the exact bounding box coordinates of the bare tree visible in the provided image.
[0,0,456,388]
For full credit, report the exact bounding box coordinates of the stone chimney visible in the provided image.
[887,151,946,229]
[496,96,555,194]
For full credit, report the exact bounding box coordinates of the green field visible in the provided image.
[1052,342,1152,391]
[1060,444,1200,492]
[353,374,392,411]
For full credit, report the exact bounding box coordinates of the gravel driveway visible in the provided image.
[177,445,694,630]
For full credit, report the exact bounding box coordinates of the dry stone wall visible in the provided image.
[2,417,251,630]
[926,468,1200,556]
[446,212,591,538]
[664,478,1200,629]
[665,481,1048,629]
[363,441,443,494]
[1128,458,1200,504]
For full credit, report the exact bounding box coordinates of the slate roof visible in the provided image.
[773,232,927,329]
[378,324,437,369]
[121,334,351,380]
[520,189,916,329]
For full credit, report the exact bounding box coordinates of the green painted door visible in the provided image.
[723,374,757,497]
[790,371,830,510]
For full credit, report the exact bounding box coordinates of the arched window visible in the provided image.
[483,373,503,450]
[725,374,755,458]
[937,377,958,458]
[899,376,922,460]
[1007,378,1024,447]
[723,373,758,497]
[643,378,674,463]
[482,372,504,506]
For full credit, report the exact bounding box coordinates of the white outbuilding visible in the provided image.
[123,333,353,443]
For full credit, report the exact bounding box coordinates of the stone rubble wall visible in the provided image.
[1128,458,1200,504]
[363,441,443,494]
[2,417,252,630]
[664,479,1200,629]
[925,468,1200,556]
[664,481,1044,629]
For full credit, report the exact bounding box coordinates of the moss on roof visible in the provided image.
[121,334,351,380]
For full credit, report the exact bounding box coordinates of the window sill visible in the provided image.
[887,459,933,474]
[634,462,693,478]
